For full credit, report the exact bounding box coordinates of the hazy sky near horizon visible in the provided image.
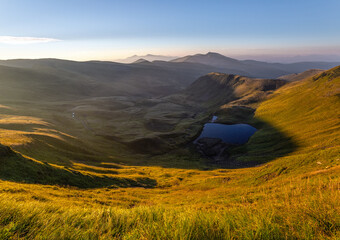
[0,0,339,62]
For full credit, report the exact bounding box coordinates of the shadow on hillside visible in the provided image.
[117,115,299,170]
[216,116,299,169]
[0,146,157,188]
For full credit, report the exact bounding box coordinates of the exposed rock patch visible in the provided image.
[195,137,235,162]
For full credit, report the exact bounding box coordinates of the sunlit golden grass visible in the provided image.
[0,115,50,126]
[0,176,338,239]
[0,129,32,145]
[0,113,75,147]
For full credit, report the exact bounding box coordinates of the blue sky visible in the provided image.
[0,0,339,61]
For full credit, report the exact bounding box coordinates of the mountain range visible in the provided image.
[115,54,178,63]
[171,52,340,78]
[0,52,339,101]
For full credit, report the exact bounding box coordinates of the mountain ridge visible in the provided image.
[185,72,287,107]
[2,54,339,80]
[115,54,177,63]
[171,52,340,78]
[278,69,325,81]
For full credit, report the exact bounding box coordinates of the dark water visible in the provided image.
[195,123,257,145]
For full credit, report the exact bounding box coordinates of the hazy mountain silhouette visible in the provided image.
[278,69,324,81]
[133,58,150,64]
[0,54,339,101]
[116,54,177,63]
[172,52,340,78]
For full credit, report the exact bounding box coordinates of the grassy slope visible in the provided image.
[0,145,156,189]
[0,67,339,239]
[239,66,339,176]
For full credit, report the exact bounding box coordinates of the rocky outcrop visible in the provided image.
[195,137,233,161]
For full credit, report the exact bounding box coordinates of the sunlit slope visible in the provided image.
[239,66,340,175]
[0,143,156,188]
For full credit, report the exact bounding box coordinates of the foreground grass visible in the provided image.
[0,178,338,240]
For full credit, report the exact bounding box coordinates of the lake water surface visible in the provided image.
[195,120,257,145]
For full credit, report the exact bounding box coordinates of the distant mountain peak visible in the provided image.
[133,58,150,64]
[206,52,223,56]
[115,54,178,63]
[171,52,240,67]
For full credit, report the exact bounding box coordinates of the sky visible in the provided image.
[0,0,339,62]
